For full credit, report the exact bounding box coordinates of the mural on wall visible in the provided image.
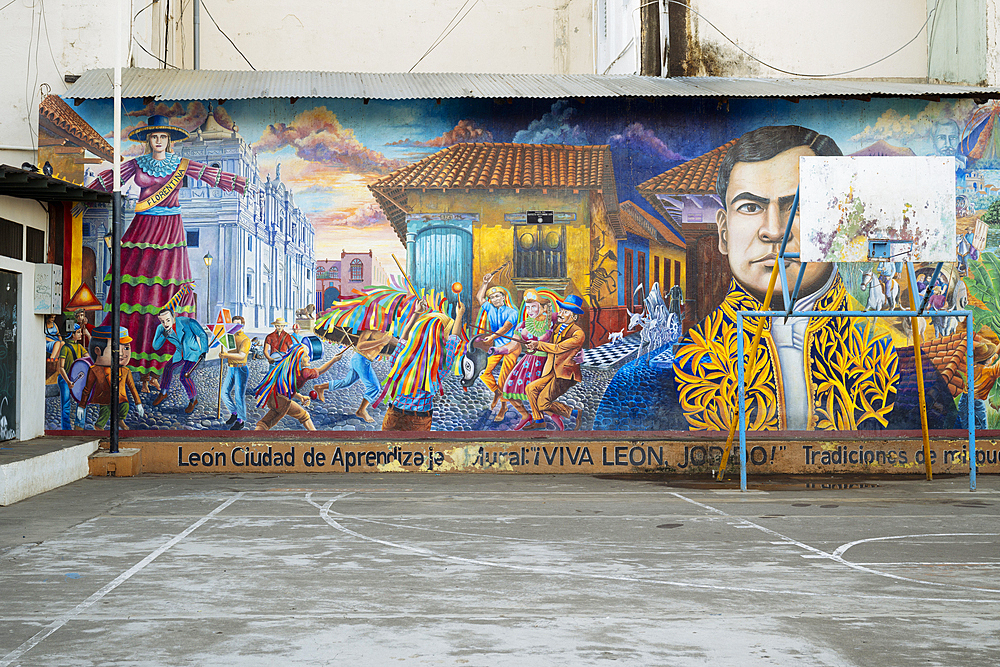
[36,93,1000,434]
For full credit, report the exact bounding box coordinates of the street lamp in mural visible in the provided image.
[204,252,213,324]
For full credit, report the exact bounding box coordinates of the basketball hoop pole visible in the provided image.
[718,170,975,491]
[907,261,945,481]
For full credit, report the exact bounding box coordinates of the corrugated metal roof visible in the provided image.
[65,68,1000,100]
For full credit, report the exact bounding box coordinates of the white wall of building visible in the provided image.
[0,195,49,441]
[679,0,930,79]
[175,0,593,75]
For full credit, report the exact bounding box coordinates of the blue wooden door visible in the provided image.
[413,226,473,310]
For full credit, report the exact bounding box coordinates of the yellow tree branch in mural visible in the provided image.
[675,314,779,432]
[812,317,898,430]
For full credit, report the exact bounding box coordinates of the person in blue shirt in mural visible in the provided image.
[151,307,209,414]
[474,276,520,419]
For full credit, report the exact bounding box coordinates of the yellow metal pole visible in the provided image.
[910,318,933,480]
[717,260,782,481]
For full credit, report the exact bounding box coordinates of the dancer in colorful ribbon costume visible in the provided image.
[314,287,420,423]
[377,296,466,432]
[252,342,341,431]
[88,114,246,390]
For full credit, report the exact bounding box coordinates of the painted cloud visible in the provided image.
[254,107,404,173]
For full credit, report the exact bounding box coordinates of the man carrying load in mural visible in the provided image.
[474,276,520,420]
[76,325,144,430]
[378,297,466,432]
[151,307,210,413]
[523,294,586,431]
[88,115,245,394]
[253,342,342,431]
[219,315,251,431]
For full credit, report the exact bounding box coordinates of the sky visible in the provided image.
[70,94,973,277]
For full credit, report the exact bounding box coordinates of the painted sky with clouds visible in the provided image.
[75,95,973,279]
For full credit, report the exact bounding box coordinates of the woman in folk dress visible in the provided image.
[496,289,556,430]
[90,115,246,392]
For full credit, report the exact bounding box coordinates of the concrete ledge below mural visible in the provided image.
[101,435,997,475]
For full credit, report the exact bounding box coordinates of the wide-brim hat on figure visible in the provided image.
[556,294,586,315]
[128,115,190,143]
[92,325,133,344]
[271,317,288,327]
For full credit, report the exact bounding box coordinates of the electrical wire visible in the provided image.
[38,0,63,81]
[129,1,169,68]
[408,0,481,73]
[24,0,40,145]
[133,36,180,69]
[666,0,942,78]
[199,0,256,70]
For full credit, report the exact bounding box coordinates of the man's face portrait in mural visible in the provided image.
[715,126,840,303]
[932,120,961,157]
[157,310,175,330]
[488,289,506,308]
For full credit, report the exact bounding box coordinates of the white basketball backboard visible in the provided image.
[799,156,956,263]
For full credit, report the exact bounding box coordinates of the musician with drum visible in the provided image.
[56,323,88,430]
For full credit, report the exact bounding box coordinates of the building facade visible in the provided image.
[80,110,315,330]
[315,251,389,312]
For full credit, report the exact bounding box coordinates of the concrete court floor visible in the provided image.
[1,472,999,666]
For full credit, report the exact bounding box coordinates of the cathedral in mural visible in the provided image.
[37,92,1000,435]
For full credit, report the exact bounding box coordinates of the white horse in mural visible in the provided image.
[860,270,899,311]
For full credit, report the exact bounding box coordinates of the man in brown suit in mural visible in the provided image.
[523,295,586,431]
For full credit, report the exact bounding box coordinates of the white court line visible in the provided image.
[303,493,995,603]
[832,533,1000,559]
[0,493,243,667]
[668,492,1000,593]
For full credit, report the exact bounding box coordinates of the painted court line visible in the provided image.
[0,493,244,667]
[668,492,1000,593]
[305,492,994,603]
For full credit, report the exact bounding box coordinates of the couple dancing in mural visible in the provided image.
[88,115,246,412]
[472,274,585,430]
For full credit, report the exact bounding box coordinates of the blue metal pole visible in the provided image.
[967,313,977,492]
[777,189,799,259]
[737,312,747,492]
[785,261,808,322]
[917,262,944,316]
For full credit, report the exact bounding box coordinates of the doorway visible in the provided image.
[0,270,17,441]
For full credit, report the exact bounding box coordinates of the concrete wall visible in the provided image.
[682,0,929,79]
[0,196,50,441]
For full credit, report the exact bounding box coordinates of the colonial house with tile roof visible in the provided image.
[637,139,736,330]
[617,200,686,309]
[38,95,114,185]
[369,142,624,345]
